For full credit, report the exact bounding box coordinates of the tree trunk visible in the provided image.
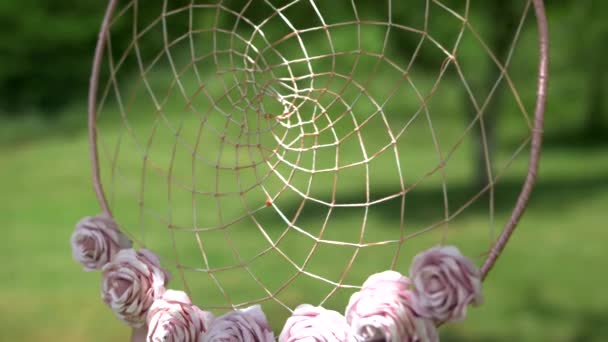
[584,56,606,139]
[468,3,518,190]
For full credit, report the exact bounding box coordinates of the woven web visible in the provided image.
[94,0,537,323]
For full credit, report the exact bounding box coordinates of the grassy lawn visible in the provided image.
[1,100,607,341]
[1,13,606,340]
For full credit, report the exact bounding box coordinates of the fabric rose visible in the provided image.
[279,304,354,342]
[202,305,274,342]
[346,271,438,342]
[70,214,132,271]
[146,289,215,342]
[410,245,483,323]
[102,248,170,327]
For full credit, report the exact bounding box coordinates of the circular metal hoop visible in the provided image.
[87,0,549,282]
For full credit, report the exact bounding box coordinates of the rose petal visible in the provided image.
[70,214,132,271]
[280,304,353,342]
[410,245,483,323]
[203,305,274,342]
[146,290,214,342]
[346,271,438,342]
[102,249,170,327]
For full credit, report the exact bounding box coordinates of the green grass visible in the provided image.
[1,26,607,339]
[1,101,607,341]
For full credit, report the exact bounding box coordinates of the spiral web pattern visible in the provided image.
[94,0,537,322]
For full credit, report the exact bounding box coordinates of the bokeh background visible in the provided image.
[1,1,606,341]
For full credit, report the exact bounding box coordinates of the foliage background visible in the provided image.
[0,1,606,341]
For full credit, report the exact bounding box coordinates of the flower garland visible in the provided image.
[71,214,482,341]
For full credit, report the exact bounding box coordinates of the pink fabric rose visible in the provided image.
[146,289,215,342]
[70,214,131,271]
[102,248,170,327]
[202,305,275,342]
[279,304,354,342]
[410,245,483,323]
[346,271,438,342]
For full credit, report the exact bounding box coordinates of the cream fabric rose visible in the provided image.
[202,305,275,342]
[146,290,215,342]
[102,248,170,327]
[346,271,438,342]
[70,214,132,271]
[410,245,483,323]
[279,304,354,342]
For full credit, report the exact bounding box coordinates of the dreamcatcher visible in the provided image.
[71,0,548,340]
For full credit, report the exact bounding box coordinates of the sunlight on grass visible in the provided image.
[2,100,607,340]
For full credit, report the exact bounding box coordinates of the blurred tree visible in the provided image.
[353,1,521,188]
[0,1,189,116]
[0,2,106,114]
[467,2,520,189]
[575,1,608,140]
